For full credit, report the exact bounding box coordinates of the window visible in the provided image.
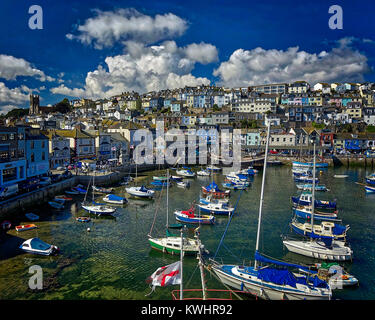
[31,141,34,149]
[31,153,35,162]
[42,152,45,161]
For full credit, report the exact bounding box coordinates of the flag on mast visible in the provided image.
[146,261,181,293]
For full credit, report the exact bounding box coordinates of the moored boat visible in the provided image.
[202,182,230,198]
[365,185,375,193]
[48,201,64,209]
[291,192,336,210]
[197,201,235,216]
[103,194,127,205]
[19,238,59,256]
[76,216,91,222]
[15,224,37,232]
[174,205,215,225]
[125,185,155,198]
[25,213,39,221]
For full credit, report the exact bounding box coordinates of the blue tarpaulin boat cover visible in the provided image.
[140,185,149,192]
[254,251,310,272]
[254,251,329,289]
[205,182,222,192]
[257,268,298,288]
[107,194,124,201]
[236,174,247,180]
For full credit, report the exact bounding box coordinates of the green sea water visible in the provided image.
[0,166,374,300]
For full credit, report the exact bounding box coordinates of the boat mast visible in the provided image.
[254,122,271,271]
[311,140,316,236]
[180,227,184,300]
[166,169,169,228]
[196,229,207,300]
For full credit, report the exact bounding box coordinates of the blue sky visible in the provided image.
[0,0,375,113]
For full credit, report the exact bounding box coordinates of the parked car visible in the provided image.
[0,184,19,200]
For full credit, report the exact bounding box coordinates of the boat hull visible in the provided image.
[211,264,331,300]
[283,240,352,261]
[148,237,199,255]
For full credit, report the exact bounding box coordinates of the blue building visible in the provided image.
[150,97,164,110]
[25,128,50,178]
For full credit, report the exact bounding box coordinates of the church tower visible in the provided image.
[29,94,40,115]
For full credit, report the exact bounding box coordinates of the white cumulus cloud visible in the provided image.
[213,42,370,87]
[66,8,188,49]
[0,54,54,82]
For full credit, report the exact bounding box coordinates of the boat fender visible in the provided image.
[87,228,91,232]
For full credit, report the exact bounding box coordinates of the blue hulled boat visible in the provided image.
[291,192,336,210]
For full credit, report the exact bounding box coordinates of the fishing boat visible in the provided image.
[283,141,353,261]
[222,182,248,190]
[92,186,114,194]
[199,196,229,206]
[82,174,116,215]
[174,205,215,225]
[126,185,155,198]
[150,180,171,187]
[197,169,210,176]
[365,185,375,193]
[236,167,257,176]
[148,170,203,255]
[291,192,336,210]
[293,161,328,169]
[365,173,375,185]
[291,219,349,241]
[296,183,328,192]
[226,173,248,182]
[25,213,39,221]
[294,176,319,184]
[176,181,190,188]
[1,220,11,230]
[209,123,332,300]
[103,194,127,205]
[298,263,358,287]
[206,165,221,172]
[176,168,195,177]
[197,201,235,216]
[15,224,37,232]
[48,201,64,209]
[202,182,230,198]
[19,238,59,256]
[76,217,91,222]
[293,206,339,221]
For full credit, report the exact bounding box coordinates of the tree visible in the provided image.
[55,98,72,113]
[0,108,29,119]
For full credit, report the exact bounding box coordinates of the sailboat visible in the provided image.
[148,170,203,255]
[125,161,155,198]
[283,141,353,261]
[82,173,116,215]
[208,122,332,300]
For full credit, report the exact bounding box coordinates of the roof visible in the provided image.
[54,128,93,139]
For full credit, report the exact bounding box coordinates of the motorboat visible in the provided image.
[19,238,59,256]
[15,224,37,232]
[125,185,155,198]
[103,194,127,205]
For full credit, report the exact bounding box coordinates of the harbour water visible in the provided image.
[0,166,374,300]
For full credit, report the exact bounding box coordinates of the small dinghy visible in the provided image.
[171,175,183,181]
[103,194,127,205]
[92,186,114,194]
[197,170,210,176]
[65,189,79,195]
[15,224,37,232]
[19,238,59,256]
[72,187,87,194]
[76,217,91,222]
[55,195,73,201]
[176,168,195,177]
[1,220,11,230]
[25,213,39,221]
[176,181,190,188]
[48,201,64,209]
[334,175,348,178]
